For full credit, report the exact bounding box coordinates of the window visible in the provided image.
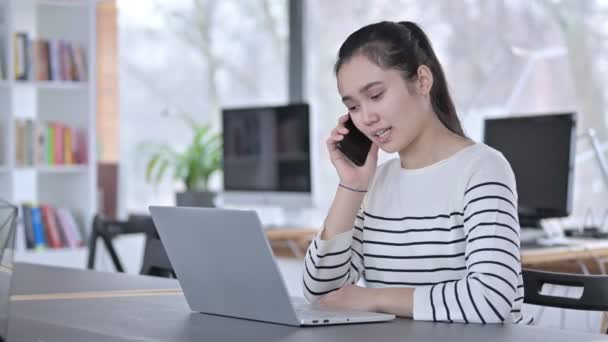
[118,0,288,212]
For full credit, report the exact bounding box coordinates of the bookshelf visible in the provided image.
[0,0,97,269]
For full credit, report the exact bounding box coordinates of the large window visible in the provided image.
[118,0,608,227]
[118,0,288,213]
[305,0,608,222]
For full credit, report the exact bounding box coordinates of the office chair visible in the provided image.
[523,268,608,333]
[87,214,175,277]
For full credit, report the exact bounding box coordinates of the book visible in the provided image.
[30,207,47,249]
[21,204,35,249]
[34,121,45,165]
[46,123,54,164]
[52,208,69,247]
[49,40,60,81]
[53,122,64,164]
[14,120,24,166]
[40,204,62,248]
[13,32,26,80]
[64,126,73,164]
[56,208,83,247]
[25,119,34,166]
[73,43,87,82]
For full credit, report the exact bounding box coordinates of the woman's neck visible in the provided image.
[398,113,471,170]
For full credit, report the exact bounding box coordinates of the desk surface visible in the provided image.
[8,263,608,342]
[11,262,179,295]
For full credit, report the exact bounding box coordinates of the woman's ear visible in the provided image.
[415,65,433,96]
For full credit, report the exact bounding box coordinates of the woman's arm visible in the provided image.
[409,156,521,323]
[303,188,368,302]
[321,186,366,240]
[303,114,379,302]
[318,285,415,317]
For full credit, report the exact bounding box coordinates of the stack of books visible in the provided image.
[21,203,84,250]
[13,32,87,82]
[14,119,88,167]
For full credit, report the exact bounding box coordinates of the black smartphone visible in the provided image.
[337,116,372,167]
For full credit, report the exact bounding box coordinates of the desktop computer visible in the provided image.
[220,103,314,226]
[484,112,576,246]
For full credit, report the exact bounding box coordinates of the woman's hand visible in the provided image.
[318,285,415,317]
[317,285,379,312]
[326,114,380,191]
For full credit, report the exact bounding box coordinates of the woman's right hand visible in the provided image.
[326,114,380,191]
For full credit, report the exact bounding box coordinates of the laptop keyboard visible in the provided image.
[291,297,375,319]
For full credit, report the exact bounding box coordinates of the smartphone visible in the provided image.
[337,116,372,167]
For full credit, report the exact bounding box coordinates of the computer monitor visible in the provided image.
[221,103,312,208]
[483,112,576,228]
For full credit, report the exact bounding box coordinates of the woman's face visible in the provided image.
[337,54,431,154]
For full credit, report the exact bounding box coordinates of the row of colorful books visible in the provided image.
[21,204,85,249]
[14,32,88,82]
[15,119,88,167]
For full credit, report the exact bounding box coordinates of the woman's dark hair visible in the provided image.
[335,21,465,137]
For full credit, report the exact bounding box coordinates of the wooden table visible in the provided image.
[265,227,318,258]
[522,239,608,265]
[265,229,608,274]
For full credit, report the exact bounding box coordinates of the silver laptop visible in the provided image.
[148,206,395,326]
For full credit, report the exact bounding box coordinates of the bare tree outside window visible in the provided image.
[306,0,608,231]
[118,0,288,212]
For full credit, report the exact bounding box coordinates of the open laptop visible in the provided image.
[148,206,395,326]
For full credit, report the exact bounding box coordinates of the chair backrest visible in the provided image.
[123,214,174,277]
[87,213,174,278]
[522,268,608,311]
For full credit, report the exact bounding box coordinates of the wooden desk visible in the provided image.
[265,227,318,258]
[265,229,608,273]
[522,240,608,265]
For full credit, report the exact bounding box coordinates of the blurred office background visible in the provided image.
[118,0,608,223]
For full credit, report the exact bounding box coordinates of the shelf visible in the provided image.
[14,165,89,173]
[15,246,88,269]
[4,0,96,271]
[37,165,89,173]
[13,81,88,90]
[36,0,89,8]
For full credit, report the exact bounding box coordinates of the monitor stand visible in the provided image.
[519,217,572,247]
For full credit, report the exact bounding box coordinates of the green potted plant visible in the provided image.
[143,114,222,207]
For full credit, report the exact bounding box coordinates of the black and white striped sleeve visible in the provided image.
[413,155,521,323]
[302,208,365,302]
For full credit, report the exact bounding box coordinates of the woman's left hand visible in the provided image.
[317,285,379,312]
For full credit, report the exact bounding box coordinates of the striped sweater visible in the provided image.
[304,143,531,324]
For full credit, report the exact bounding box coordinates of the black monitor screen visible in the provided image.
[484,113,576,221]
[222,103,311,192]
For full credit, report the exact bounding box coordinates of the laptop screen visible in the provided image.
[0,201,17,342]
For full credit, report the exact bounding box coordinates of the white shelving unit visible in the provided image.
[0,0,96,269]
